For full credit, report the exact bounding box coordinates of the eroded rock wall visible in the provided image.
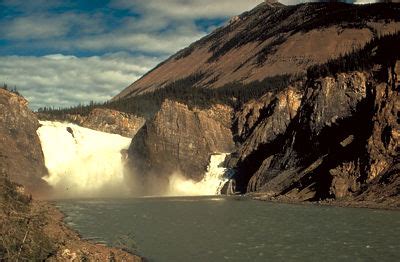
[81,108,145,138]
[0,89,49,196]
[128,100,235,183]
[231,65,399,202]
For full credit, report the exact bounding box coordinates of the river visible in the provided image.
[55,196,400,262]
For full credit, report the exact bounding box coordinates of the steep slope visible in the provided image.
[114,2,400,100]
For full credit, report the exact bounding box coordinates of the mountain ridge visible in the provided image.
[113,2,400,101]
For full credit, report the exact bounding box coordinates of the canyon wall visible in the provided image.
[0,88,50,196]
[230,62,399,203]
[128,100,235,183]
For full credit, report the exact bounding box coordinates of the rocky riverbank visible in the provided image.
[0,172,142,261]
[41,201,142,261]
[252,193,400,211]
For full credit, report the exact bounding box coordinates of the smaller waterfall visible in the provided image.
[168,153,229,196]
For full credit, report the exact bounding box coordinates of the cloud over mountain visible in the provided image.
[0,0,266,109]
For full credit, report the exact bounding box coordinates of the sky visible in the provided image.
[0,0,381,110]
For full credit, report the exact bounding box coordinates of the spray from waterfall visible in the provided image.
[167,153,229,196]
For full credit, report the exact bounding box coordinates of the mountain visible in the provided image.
[120,2,400,205]
[127,31,400,206]
[113,2,400,100]
[38,2,400,206]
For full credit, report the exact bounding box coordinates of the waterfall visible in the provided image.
[37,121,230,198]
[37,121,132,198]
[167,153,229,196]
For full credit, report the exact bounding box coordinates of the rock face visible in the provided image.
[80,108,145,138]
[231,63,400,202]
[354,62,400,204]
[128,100,235,184]
[0,88,49,196]
[39,108,145,138]
[114,2,400,100]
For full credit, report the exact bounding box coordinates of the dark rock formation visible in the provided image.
[231,62,399,203]
[0,89,50,196]
[128,100,235,185]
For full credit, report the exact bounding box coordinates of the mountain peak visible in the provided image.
[264,0,281,6]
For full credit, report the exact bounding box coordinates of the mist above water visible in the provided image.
[167,154,229,196]
[37,121,229,198]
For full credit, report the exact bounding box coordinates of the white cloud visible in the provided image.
[2,16,70,40]
[70,25,206,53]
[111,0,264,19]
[1,0,265,55]
[0,12,105,40]
[0,53,162,110]
[1,0,65,13]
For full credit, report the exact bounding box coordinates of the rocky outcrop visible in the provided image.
[128,100,234,185]
[0,88,49,196]
[365,65,399,181]
[231,66,398,201]
[39,108,145,138]
[353,62,400,204]
[233,85,302,161]
[80,108,145,138]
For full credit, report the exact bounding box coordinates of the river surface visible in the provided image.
[55,196,400,262]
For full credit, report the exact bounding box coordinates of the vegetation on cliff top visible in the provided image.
[38,74,294,119]
[1,84,20,96]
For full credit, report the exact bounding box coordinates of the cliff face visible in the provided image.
[114,2,400,100]
[0,89,49,196]
[39,108,145,138]
[231,63,399,203]
[80,108,145,138]
[128,100,234,184]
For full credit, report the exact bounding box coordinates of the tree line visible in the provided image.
[39,74,294,119]
[1,83,20,96]
[39,31,400,120]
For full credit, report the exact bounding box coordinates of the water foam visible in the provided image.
[37,121,132,198]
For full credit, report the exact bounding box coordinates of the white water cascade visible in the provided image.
[37,121,230,198]
[37,121,132,198]
[167,153,230,196]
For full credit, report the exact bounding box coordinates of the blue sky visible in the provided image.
[0,0,377,110]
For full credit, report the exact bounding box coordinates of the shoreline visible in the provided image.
[250,193,400,211]
[37,201,144,261]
